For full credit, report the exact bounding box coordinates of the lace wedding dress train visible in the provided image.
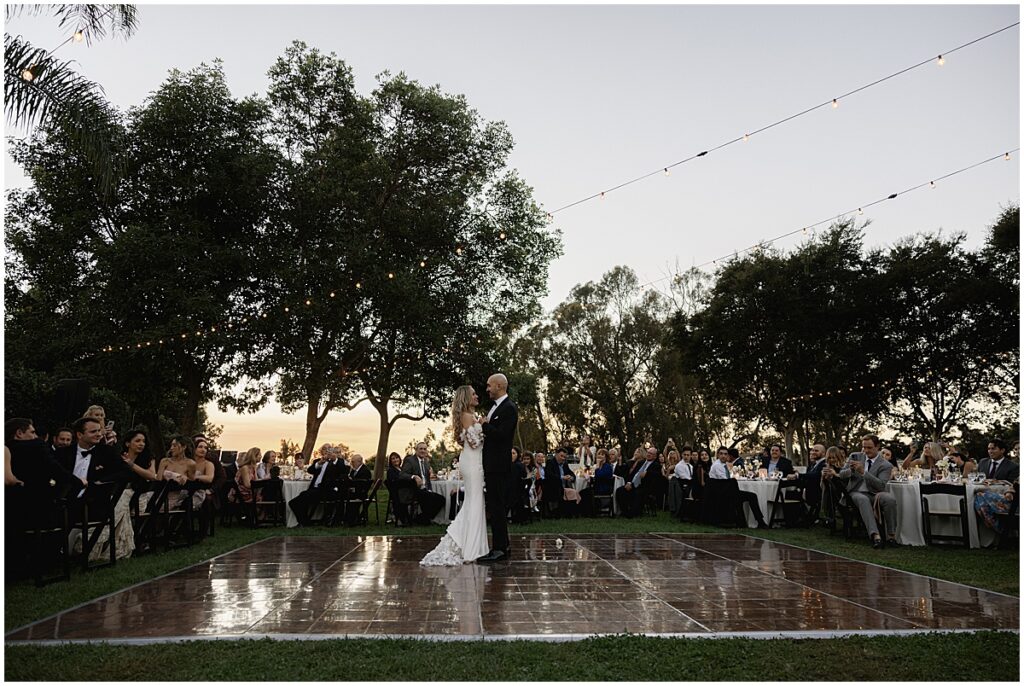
[420,423,489,566]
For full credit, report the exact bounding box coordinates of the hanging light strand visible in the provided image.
[544,22,1019,217]
[641,147,1019,290]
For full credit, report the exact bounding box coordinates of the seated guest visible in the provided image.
[727,448,744,470]
[616,447,666,519]
[879,447,897,466]
[606,448,623,479]
[974,482,1017,542]
[401,442,445,524]
[592,449,615,494]
[761,444,795,478]
[947,448,975,477]
[977,439,1019,483]
[51,427,73,455]
[55,416,135,559]
[543,448,578,517]
[801,443,828,525]
[344,454,372,525]
[54,416,130,488]
[256,450,277,480]
[288,444,341,526]
[230,447,262,506]
[157,436,197,509]
[82,405,118,447]
[901,441,945,475]
[386,452,416,526]
[691,448,711,499]
[521,453,540,511]
[709,447,768,528]
[120,430,158,484]
[293,453,306,471]
[191,437,217,518]
[669,449,692,517]
[839,434,898,549]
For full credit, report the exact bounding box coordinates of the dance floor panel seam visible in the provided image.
[5,534,1018,643]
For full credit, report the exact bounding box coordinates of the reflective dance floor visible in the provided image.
[6,534,1018,643]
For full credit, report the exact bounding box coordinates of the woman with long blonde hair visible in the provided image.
[422,384,489,566]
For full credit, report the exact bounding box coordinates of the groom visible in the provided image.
[477,373,518,563]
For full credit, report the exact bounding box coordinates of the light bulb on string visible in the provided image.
[388,272,394,279]
[857,208,864,215]
[355,282,361,289]
[831,98,838,109]
[284,307,289,312]
[455,247,462,255]
[937,55,945,66]
[73,30,84,43]
[330,291,335,298]
[1005,152,1011,160]
[21,67,34,82]
[599,192,605,200]
[663,167,670,176]
[420,261,425,267]
[930,181,936,188]
[499,232,506,240]
[743,133,749,142]
[305,299,311,306]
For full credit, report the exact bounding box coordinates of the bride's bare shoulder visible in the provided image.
[460,412,476,429]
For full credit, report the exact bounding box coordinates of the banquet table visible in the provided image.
[282,479,311,528]
[430,479,465,524]
[574,473,625,514]
[885,480,1006,549]
[735,478,785,528]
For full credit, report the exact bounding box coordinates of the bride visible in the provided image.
[420,385,489,566]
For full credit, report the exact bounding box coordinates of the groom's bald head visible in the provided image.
[486,373,508,399]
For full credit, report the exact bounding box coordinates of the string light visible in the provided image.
[542,23,1018,217]
[640,148,1019,287]
[21,67,34,82]
[743,133,749,142]
[305,299,311,305]
[355,282,361,289]
[1005,152,1012,160]
[330,291,335,297]
[930,181,936,188]
[937,54,945,66]
[388,272,394,279]
[664,167,670,176]
[73,30,84,43]
[499,232,506,240]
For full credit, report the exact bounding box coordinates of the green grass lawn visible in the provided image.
[4,498,1019,681]
[4,632,1019,681]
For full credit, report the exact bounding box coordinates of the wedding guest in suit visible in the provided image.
[401,442,445,524]
[761,444,795,478]
[616,447,666,518]
[668,449,693,516]
[343,454,372,525]
[51,427,73,454]
[288,444,340,526]
[54,416,130,488]
[83,405,118,447]
[839,434,898,548]
[386,452,416,526]
[977,439,1019,483]
[709,447,768,528]
[609,448,629,480]
[801,443,828,525]
[544,448,578,517]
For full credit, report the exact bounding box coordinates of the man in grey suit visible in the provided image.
[976,439,1020,483]
[839,434,899,549]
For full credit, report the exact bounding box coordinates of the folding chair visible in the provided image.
[18,486,73,586]
[74,480,128,571]
[768,478,806,528]
[920,482,969,547]
[250,479,286,527]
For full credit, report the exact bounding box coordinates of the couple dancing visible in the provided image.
[420,373,517,566]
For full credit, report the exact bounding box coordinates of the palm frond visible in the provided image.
[4,33,125,196]
[5,4,138,45]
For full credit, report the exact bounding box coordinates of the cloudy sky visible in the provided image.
[5,2,1019,456]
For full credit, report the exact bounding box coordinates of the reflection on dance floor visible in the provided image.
[6,534,1018,641]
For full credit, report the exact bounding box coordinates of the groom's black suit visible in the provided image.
[481,396,518,554]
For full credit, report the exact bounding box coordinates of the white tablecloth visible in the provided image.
[735,479,784,528]
[430,480,464,524]
[575,474,625,514]
[282,479,310,527]
[886,481,1004,548]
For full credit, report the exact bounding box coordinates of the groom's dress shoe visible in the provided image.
[476,549,508,563]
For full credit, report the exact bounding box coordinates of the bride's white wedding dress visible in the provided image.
[420,423,489,566]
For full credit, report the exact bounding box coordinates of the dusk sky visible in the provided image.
[4,2,1019,456]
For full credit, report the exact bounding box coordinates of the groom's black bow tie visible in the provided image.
[80,450,93,458]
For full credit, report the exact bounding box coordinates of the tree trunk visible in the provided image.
[301,400,327,461]
[534,399,550,452]
[178,361,204,437]
[373,401,392,480]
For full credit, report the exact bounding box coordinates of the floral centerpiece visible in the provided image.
[934,456,952,481]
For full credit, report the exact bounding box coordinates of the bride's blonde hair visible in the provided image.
[451,385,475,446]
